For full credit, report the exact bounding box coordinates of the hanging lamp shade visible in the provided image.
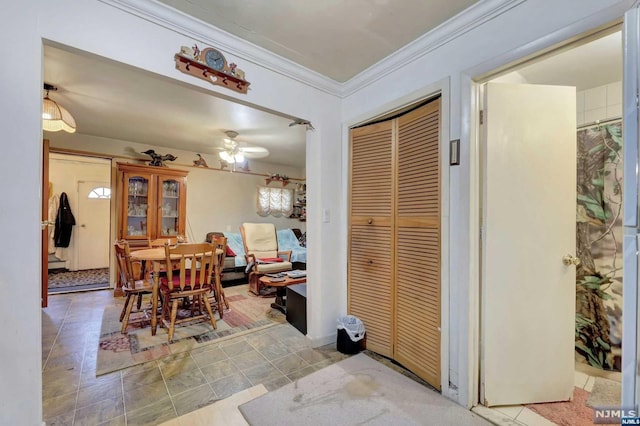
[42,84,76,133]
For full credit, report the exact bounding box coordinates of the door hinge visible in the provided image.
[479,110,484,125]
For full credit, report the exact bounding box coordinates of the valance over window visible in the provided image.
[256,186,293,217]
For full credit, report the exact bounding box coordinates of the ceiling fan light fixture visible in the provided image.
[234,152,245,163]
[42,84,76,133]
[219,151,233,163]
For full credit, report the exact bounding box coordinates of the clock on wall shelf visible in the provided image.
[174,46,250,94]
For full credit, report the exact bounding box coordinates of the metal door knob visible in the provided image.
[562,254,580,266]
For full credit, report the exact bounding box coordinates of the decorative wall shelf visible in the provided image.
[174,54,250,94]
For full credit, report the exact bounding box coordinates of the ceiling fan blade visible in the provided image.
[240,147,269,159]
[239,146,269,154]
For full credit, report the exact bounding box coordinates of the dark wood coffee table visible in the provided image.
[259,275,307,313]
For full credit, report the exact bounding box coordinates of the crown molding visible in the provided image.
[341,0,526,97]
[100,0,525,99]
[99,0,343,96]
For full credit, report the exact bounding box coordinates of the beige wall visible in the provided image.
[48,132,306,248]
[48,153,112,271]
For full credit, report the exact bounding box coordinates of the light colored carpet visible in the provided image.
[586,377,621,408]
[239,353,491,425]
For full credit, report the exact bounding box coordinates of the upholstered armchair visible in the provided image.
[240,223,293,295]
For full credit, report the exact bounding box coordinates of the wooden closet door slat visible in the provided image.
[349,121,394,357]
[395,99,441,390]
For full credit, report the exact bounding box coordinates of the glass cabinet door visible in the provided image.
[125,174,150,239]
[158,177,181,237]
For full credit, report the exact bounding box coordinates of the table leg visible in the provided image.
[271,287,287,314]
[151,261,160,336]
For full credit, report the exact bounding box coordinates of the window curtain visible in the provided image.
[257,186,294,217]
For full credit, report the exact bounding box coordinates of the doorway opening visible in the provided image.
[477,26,623,425]
[47,153,112,294]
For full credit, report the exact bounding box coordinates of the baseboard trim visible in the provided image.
[309,332,337,348]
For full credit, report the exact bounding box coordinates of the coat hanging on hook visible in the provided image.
[54,192,76,248]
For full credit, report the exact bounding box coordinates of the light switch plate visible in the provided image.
[322,208,330,223]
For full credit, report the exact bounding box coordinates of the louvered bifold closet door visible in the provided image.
[349,121,394,357]
[394,98,441,389]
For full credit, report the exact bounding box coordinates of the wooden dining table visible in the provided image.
[130,246,223,335]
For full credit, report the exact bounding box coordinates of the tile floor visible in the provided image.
[42,289,350,425]
[473,366,621,426]
[44,288,616,426]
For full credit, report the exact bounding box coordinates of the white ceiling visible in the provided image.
[44,46,308,168]
[157,0,479,82]
[497,31,622,91]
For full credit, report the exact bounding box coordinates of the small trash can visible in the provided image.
[337,315,366,354]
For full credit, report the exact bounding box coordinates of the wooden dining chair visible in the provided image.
[114,240,155,333]
[160,242,217,341]
[210,236,229,317]
[148,237,178,247]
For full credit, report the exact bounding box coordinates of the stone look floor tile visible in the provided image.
[124,379,171,413]
[164,367,209,396]
[272,353,309,375]
[76,376,123,409]
[171,383,218,415]
[160,355,199,378]
[254,341,291,361]
[42,411,75,426]
[200,358,239,382]
[190,346,227,368]
[42,389,78,420]
[262,375,292,392]
[122,365,164,391]
[243,362,287,385]
[209,372,253,399]
[126,396,177,426]
[286,365,316,381]
[97,415,127,426]
[73,394,125,426]
[220,340,253,357]
[42,288,352,425]
[230,349,269,371]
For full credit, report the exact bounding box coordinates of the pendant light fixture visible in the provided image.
[43,83,76,133]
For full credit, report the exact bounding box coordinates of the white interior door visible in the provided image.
[482,82,577,406]
[77,181,111,270]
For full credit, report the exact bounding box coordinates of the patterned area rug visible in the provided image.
[48,268,110,291]
[96,285,285,376]
[525,387,595,426]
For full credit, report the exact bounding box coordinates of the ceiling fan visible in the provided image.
[217,130,269,164]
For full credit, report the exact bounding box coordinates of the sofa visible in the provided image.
[205,228,306,283]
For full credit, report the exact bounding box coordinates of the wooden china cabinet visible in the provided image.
[117,163,188,246]
[115,163,188,295]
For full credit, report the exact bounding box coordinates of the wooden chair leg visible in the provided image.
[202,293,217,330]
[168,299,179,342]
[222,290,229,310]
[249,273,261,295]
[136,294,143,310]
[121,295,135,333]
[119,294,132,322]
[161,293,170,323]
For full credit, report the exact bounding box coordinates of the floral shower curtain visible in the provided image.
[575,122,622,371]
